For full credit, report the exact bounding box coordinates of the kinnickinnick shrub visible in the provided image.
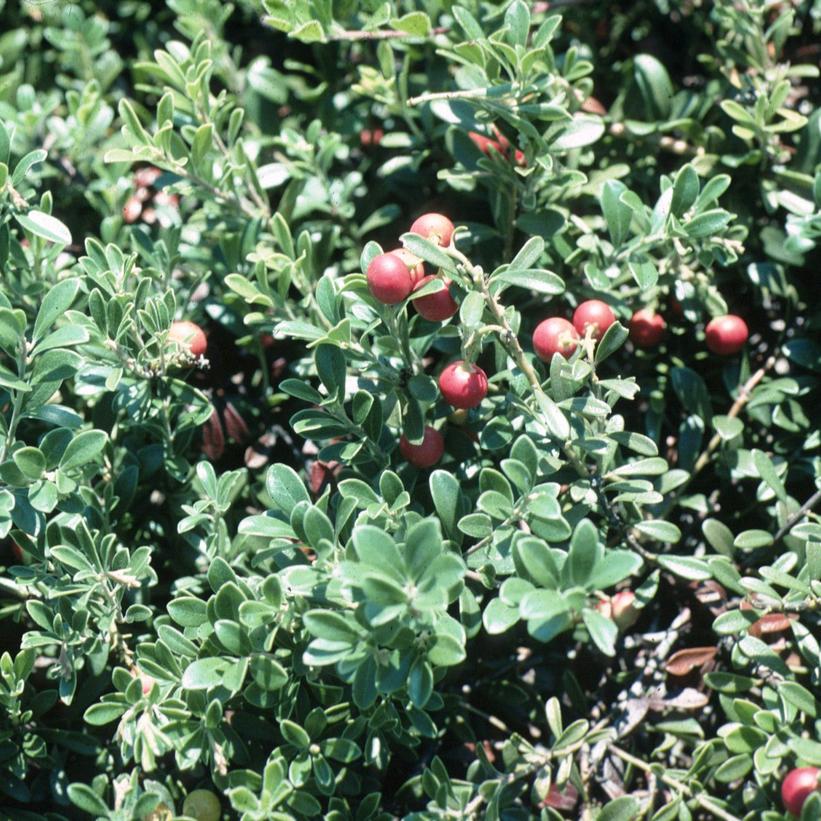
[0,1,819,819]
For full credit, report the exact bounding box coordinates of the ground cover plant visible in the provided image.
[0,0,819,818]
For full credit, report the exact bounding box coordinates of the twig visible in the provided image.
[326,25,448,42]
[446,245,590,478]
[462,725,605,818]
[407,87,496,107]
[660,357,776,518]
[773,486,821,542]
[691,357,775,477]
[608,745,742,821]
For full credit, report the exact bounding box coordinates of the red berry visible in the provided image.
[629,309,666,348]
[782,767,820,816]
[410,213,455,247]
[439,361,488,409]
[573,300,616,340]
[399,426,445,468]
[532,317,579,362]
[168,321,207,357]
[360,128,384,147]
[705,314,748,356]
[468,131,505,156]
[366,253,414,304]
[388,247,426,284]
[412,276,458,322]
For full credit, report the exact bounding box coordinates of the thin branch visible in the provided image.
[326,25,448,42]
[407,87,495,107]
[774,486,821,542]
[608,745,742,821]
[691,357,775,477]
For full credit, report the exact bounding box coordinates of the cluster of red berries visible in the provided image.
[122,166,180,226]
[366,213,464,468]
[366,216,485,409]
[368,214,751,467]
[366,213,459,319]
[535,299,748,359]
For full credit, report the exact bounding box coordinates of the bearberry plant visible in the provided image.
[0,1,819,819]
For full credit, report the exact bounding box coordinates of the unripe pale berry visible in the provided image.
[532,317,579,361]
[596,591,638,630]
[705,314,748,356]
[595,597,613,619]
[410,213,455,247]
[168,321,207,357]
[388,248,426,284]
[412,276,458,322]
[439,361,488,409]
[629,309,666,348]
[399,426,445,468]
[366,253,414,304]
[573,300,616,340]
[134,166,161,188]
[610,591,639,629]
[182,789,221,821]
[122,196,142,224]
[782,767,820,816]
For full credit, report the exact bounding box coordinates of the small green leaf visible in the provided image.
[15,211,72,246]
[657,555,712,581]
[33,279,81,342]
[59,430,107,471]
[634,520,681,543]
[733,530,774,550]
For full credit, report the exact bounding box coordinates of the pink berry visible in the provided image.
[439,361,488,409]
[533,317,579,361]
[782,767,820,816]
[388,248,426,284]
[399,426,445,468]
[412,276,458,322]
[573,300,616,340]
[366,253,414,304]
[705,315,748,356]
[410,213,455,247]
[629,309,666,348]
[168,321,207,357]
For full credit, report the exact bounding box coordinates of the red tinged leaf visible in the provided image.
[542,783,579,811]
[748,612,797,638]
[665,647,718,677]
[201,408,225,461]
[222,401,249,443]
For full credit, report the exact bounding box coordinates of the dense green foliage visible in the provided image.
[0,0,820,818]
